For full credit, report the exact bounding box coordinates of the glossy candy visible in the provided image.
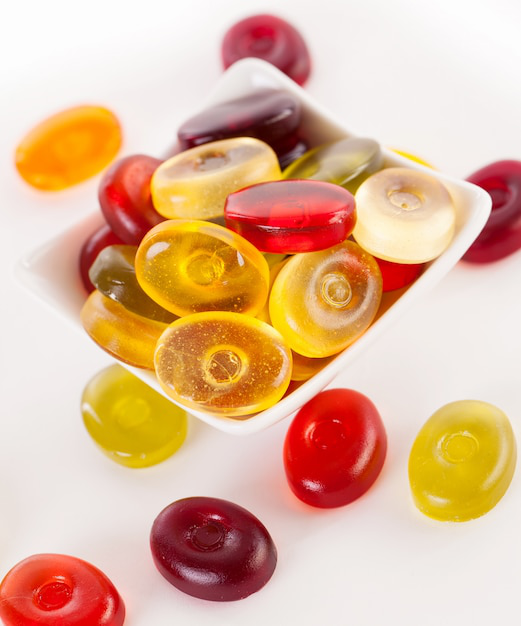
[463,160,521,263]
[177,89,306,167]
[81,364,187,468]
[353,167,456,263]
[282,137,383,193]
[290,351,333,381]
[15,105,122,191]
[98,154,164,245]
[154,311,292,417]
[135,220,270,317]
[81,290,167,369]
[150,497,277,601]
[89,245,176,323]
[374,257,424,292]
[221,14,311,85]
[79,224,125,293]
[408,400,516,521]
[284,389,387,508]
[269,240,382,357]
[150,137,281,220]
[224,179,356,253]
[0,553,125,625]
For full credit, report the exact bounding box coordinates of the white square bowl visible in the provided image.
[15,58,492,435]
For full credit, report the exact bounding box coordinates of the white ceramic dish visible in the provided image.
[15,58,491,435]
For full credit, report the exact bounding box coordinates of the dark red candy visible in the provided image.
[221,14,311,86]
[284,389,387,508]
[463,160,521,263]
[150,497,277,602]
[79,223,124,293]
[374,257,424,292]
[98,154,164,245]
[224,179,356,253]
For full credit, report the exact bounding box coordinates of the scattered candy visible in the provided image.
[150,497,277,601]
[81,364,187,468]
[224,179,356,253]
[0,553,125,625]
[284,389,387,508]
[221,14,311,85]
[408,400,517,521]
[79,224,125,293]
[15,105,122,191]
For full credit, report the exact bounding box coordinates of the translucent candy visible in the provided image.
[290,351,333,381]
[81,364,187,468]
[150,137,281,220]
[224,179,356,253]
[81,289,167,369]
[353,167,456,263]
[135,220,270,317]
[269,240,382,357]
[282,137,383,193]
[408,400,517,521]
[373,257,424,292]
[15,105,122,191]
[154,312,292,417]
[79,224,124,293]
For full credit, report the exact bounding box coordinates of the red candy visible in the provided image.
[0,553,125,626]
[79,224,124,293]
[224,179,356,253]
[150,497,277,602]
[98,154,164,245]
[463,160,521,263]
[374,257,424,292]
[284,389,387,508]
[221,14,311,86]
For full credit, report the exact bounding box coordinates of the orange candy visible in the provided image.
[15,105,122,190]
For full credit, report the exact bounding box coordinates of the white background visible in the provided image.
[2,1,521,624]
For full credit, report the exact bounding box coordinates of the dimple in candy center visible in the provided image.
[184,251,225,285]
[204,349,243,385]
[190,521,226,551]
[34,579,73,611]
[388,190,422,211]
[113,396,150,429]
[321,272,353,308]
[440,431,479,463]
[194,151,229,172]
[311,419,348,449]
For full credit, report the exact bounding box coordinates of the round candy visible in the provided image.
[224,179,356,253]
[290,351,333,382]
[282,137,383,193]
[98,154,164,245]
[150,497,277,601]
[269,240,383,358]
[284,389,387,508]
[79,224,124,293]
[81,364,187,468]
[463,160,521,263]
[0,553,125,625]
[221,14,311,85]
[154,312,292,417]
[373,257,424,292]
[408,400,517,521]
[15,105,122,191]
[150,137,281,220]
[135,220,270,317]
[353,167,456,263]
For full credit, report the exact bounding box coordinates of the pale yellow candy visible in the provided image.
[150,137,281,220]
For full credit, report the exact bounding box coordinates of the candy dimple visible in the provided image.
[224,179,356,253]
[408,400,517,521]
[15,105,122,190]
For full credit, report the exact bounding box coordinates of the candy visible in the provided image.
[462,160,521,263]
[221,14,311,85]
[154,311,292,417]
[269,240,382,357]
[98,154,164,245]
[374,257,424,292]
[353,167,456,263]
[290,351,334,381]
[150,497,277,601]
[224,179,356,253]
[0,553,125,625]
[81,289,167,369]
[282,136,383,193]
[81,364,187,468]
[15,105,122,191]
[79,224,125,293]
[284,389,387,508]
[408,400,517,521]
[88,245,176,323]
[177,88,305,167]
[150,137,281,220]
[135,220,270,317]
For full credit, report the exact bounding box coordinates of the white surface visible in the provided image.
[2,1,521,625]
